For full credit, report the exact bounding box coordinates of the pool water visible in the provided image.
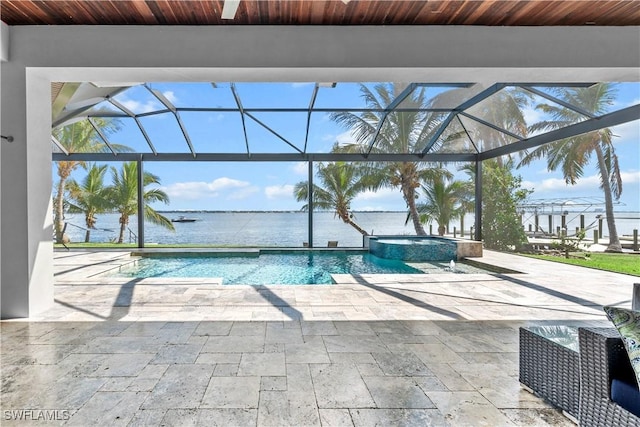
[114,251,423,285]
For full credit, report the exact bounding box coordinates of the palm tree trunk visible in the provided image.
[594,145,622,252]
[337,207,369,236]
[85,230,91,243]
[54,178,66,243]
[403,185,426,235]
[118,215,128,244]
[345,218,369,236]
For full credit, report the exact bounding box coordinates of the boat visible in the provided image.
[171,215,197,223]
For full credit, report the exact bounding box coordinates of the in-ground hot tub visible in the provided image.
[366,235,482,262]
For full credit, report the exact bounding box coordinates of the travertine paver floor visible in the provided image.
[1,249,637,426]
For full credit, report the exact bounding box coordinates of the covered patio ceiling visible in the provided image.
[51,81,640,163]
[3,0,640,26]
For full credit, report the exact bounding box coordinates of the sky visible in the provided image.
[60,82,640,213]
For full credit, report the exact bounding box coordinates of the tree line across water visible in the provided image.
[53,83,626,252]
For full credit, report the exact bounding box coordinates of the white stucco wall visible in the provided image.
[1,25,639,318]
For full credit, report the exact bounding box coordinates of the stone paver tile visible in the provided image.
[427,391,516,427]
[141,364,213,409]
[195,353,241,364]
[99,377,134,391]
[285,336,331,364]
[66,391,147,426]
[238,352,286,376]
[257,390,320,426]
[25,376,107,410]
[318,408,354,426]
[362,376,435,409]
[265,342,285,353]
[328,352,376,364]
[401,321,447,336]
[213,363,238,376]
[193,322,233,336]
[127,377,162,392]
[451,363,546,409]
[377,332,428,345]
[119,322,167,337]
[501,408,575,426]
[356,363,385,376]
[89,353,155,377]
[151,343,203,364]
[323,335,388,353]
[366,320,413,335]
[458,351,519,365]
[73,336,162,354]
[261,376,287,391]
[426,364,475,391]
[257,364,320,426]
[349,408,447,427]
[229,322,266,336]
[266,326,304,344]
[309,364,375,409]
[443,334,509,353]
[161,408,258,427]
[372,352,433,376]
[202,335,264,353]
[1,344,77,365]
[137,363,169,379]
[127,409,166,427]
[334,322,376,336]
[413,376,450,392]
[201,376,260,409]
[403,342,467,364]
[301,321,338,336]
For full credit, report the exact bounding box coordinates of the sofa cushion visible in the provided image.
[604,306,640,388]
[611,378,640,418]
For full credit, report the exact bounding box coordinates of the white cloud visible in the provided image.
[227,186,259,200]
[162,90,178,104]
[290,163,308,175]
[120,98,161,114]
[336,129,358,146]
[265,184,295,199]
[611,120,640,142]
[522,170,640,194]
[522,106,544,131]
[161,177,251,200]
[621,170,640,184]
[356,188,398,201]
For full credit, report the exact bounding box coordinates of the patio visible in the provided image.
[1,250,636,426]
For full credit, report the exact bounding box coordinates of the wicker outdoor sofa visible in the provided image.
[578,327,640,426]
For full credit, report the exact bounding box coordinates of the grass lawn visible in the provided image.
[525,253,640,276]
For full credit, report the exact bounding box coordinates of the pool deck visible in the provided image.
[1,249,638,426]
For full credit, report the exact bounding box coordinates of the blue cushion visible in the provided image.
[611,378,640,418]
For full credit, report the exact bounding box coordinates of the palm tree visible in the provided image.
[108,162,174,244]
[518,83,623,252]
[414,175,469,236]
[294,162,370,236]
[66,164,111,243]
[52,119,125,243]
[331,83,450,235]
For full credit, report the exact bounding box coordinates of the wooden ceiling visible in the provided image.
[2,0,639,26]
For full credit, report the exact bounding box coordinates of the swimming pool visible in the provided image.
[113,251,423,285]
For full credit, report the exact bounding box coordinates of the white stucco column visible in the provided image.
[1,40,53,319]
